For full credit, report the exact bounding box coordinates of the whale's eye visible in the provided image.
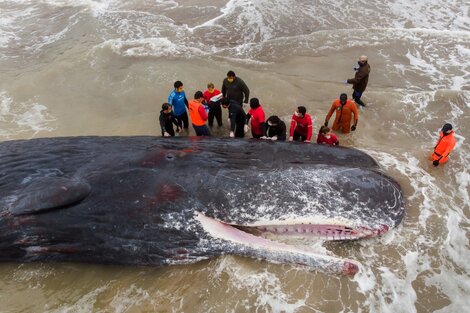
[165,153,175,161]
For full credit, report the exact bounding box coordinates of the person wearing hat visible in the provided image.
[431,123,456,166]
[188,91,210,136]
[324,93,359,134]
[345,55,370,107]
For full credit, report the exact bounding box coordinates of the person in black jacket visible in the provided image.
[159,103,179,137]
[221,70,250,106]
[262,115,286,141]
[221,98,246,138]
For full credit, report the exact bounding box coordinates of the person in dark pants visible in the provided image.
[188,91,210,136]
[221,70,250,106]
[168,80,189,129]
[203,82,223,127]
[159,103,180,137]
[221,98,246,138]
[345,55,370,107]
[288,106,313,143]
[262,115,286,141]
[245,98,266,139]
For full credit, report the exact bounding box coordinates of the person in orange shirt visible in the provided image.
[324,93,359,134]
[188,91,210,136]
[431,123,456,166]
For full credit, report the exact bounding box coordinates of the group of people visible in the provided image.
[159,56,457,166]
[160,69,362,145]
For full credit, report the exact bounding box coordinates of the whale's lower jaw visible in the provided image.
[196,213,369,276]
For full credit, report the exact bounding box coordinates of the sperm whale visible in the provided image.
[0,136,404,275]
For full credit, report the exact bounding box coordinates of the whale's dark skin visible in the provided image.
[0,137,404,275]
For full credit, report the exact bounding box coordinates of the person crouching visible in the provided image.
[317,126,339,145]
[159,103,179,137]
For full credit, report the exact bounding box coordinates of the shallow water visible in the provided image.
[0,0,469,312]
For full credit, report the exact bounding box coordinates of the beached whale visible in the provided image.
[0,137,404,275]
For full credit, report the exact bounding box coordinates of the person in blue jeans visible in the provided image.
[168,81,189,129]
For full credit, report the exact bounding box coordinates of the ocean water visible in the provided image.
[0,0,469,312]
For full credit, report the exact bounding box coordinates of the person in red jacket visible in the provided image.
[289,106,313,143]
[324,93,359,134]
[203,82,223,127]
[317,126,339,145]
[431,123,456,166]
[245,98,266,139]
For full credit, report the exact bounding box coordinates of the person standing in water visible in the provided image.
[317,126,339,145]
[203,82,223,127]
[221,98,247,138]
[188,91,210,136]
[221,70,250,106]
[324,93,359,134]
[431,123,456,166]
[159,103,179,137]
[345,55,370,107]
[245,98,266,139]
[288,106,313,143]
[168,81,189,130]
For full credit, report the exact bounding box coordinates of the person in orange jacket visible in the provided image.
[431,123,456,166]
[188,91,210,136]
[324,93,359,134]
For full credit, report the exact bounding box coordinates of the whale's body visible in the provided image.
[0,137,404,275]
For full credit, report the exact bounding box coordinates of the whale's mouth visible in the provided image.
[196,213,389,276]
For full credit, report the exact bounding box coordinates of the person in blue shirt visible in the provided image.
[168,81,189,129]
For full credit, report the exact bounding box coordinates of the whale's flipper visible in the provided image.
[7,177,91,216]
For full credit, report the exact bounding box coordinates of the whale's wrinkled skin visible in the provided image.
[0,137,404,275]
